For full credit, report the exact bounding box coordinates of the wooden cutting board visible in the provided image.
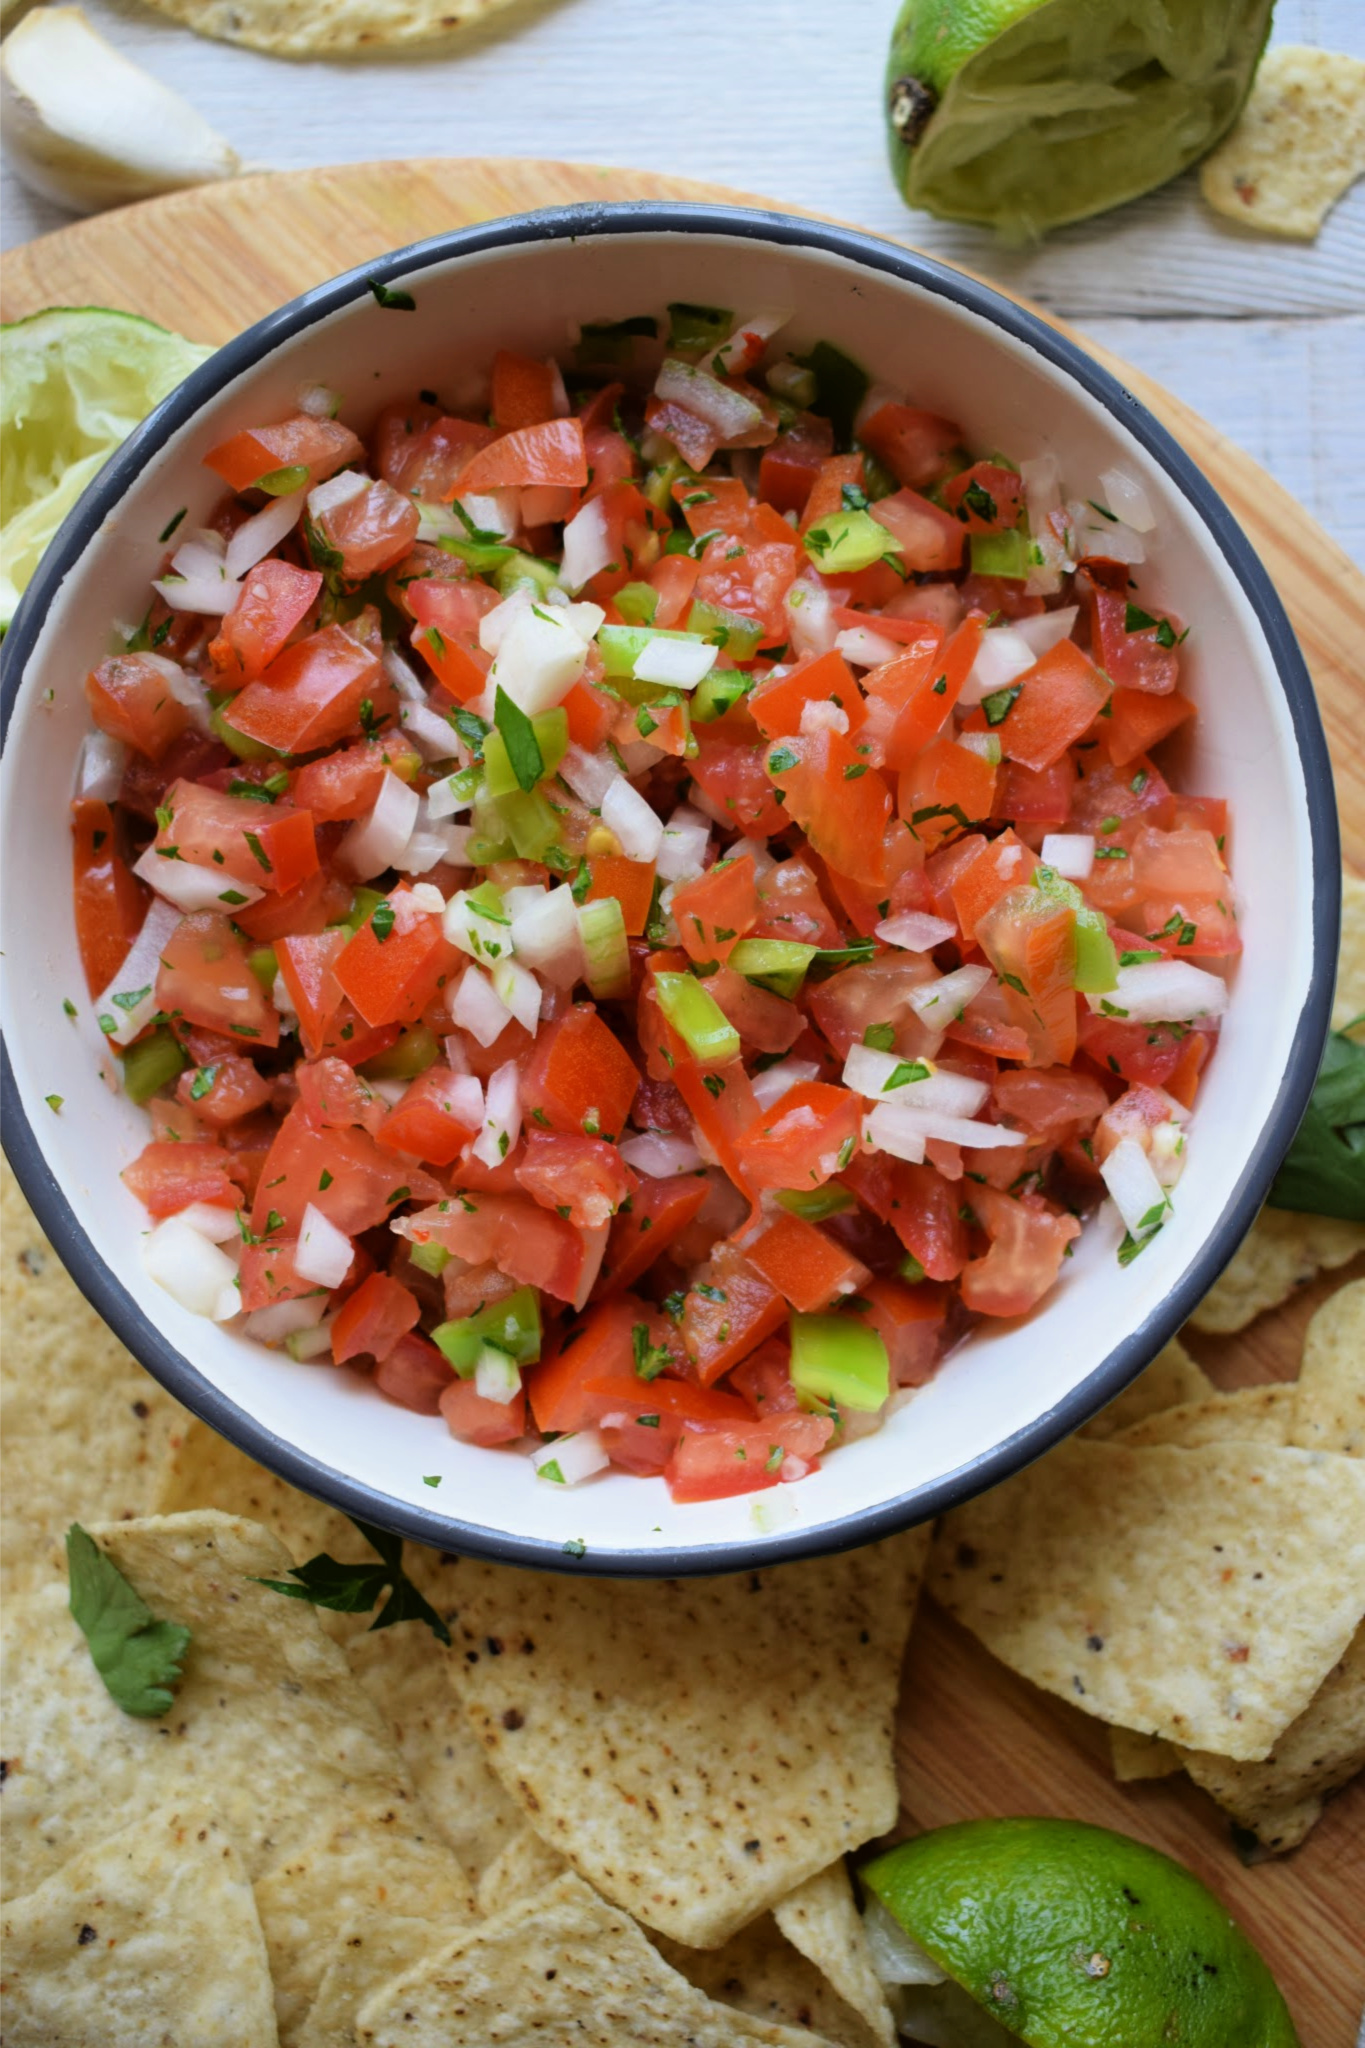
[5,159,1363,2044]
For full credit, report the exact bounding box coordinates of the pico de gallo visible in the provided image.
[71,299,1236,1506]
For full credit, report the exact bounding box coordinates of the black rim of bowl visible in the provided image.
[0,201,1341,1577]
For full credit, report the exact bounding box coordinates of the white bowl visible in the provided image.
[0,205,1339,1575]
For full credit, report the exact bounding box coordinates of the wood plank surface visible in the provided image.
[4,157,1362,2047]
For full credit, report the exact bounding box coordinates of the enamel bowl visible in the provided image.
[0,204,1338,1575]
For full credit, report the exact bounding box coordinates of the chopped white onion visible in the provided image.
[452,964,514,1047]
[836,625,901,669]
[478,586,534,656]
[874,910,955,952]
[473,1058,522,1168]
[784,575,838,658]
[153,654,214,735]
[1021,454,1069,594]
[1099,467,1156,533]
[800,698,849,737]
[133,845,265,914]
[443,888,513,963]
[867,1102,1027,1154]
[1101,1136,1171,1240]
[703,307,792,378]
[244,1294,328,1345]
[861,1108,924,1164]
[395,820,466,875]
[492,956,543,1035]
[271,972,296,1016]
[618,1131,704,1177]
[1150,1119,1187,1189]
[960,625,1037,707]
[558,742,618,808]
[142,1214,240,1319]
[426,771,474,821]
[601,777,664,862]
[339,770,421,880]
[440,1071,484,1134]
[398,700,462,762]
[490,606,588,715]
[224,488,308,580]
[383,645,427,702]
[656,806,711,884]
[95,897,182,1045]
[295,1202,354,1288]
[532,1428,610,1486]
[153,574,241,616]
[75,729,127,803]
[560,496,613,593]
[655,357,765,439]
[1072,498,1146,564]
[573,1222,610,1311]
[1013,605,1079,659]
[475,1345,523,1403]
[907,963,994,1022]
[510,885,583,987]
[842,1047,989,1117]
[414,499,461,543]
[632,635,717,690]
[751,1058,820,1111]
[307,469,369,522]
[287,1318,338,1361]
[1087,961,1229,1025]
[174,1202,241,1242]
[956,730,1002,765]
[169,529,228,581]
[1040,833,1095,881]
[297,380,341,420]
[458,489,519,540]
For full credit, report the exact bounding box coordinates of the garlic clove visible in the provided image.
[1,6,241,215]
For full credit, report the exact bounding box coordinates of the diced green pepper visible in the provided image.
[120,1025,187,1106]
[209,698,278,762]
[246,945,277,996]
[777,1185,854,1222]
[667,301,733,350]
[686,598,763,662]
[339,886,388,935]
[970,528,1030,581]
[432,1285,542,1377]
[790,1311,890,1413]
[803,509,895,576]
[597,622,710,680]
[1073,910,1119,994]
[615,581,659,626]
[361,1023,441,1080]
[690,669,751,723]
[494,786,561,862]
[653,971,741,1069]
[482,706,567,799]
[492,552,560,597]
[408,1238,452,1278]
[438,534,519,577]
[793,340,869,449]
[643,451,693,519]
[727,938,818,1000]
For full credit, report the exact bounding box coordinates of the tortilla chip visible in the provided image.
[657,1913,877,2048]
[1113,1382,1295,1449]
[254,1805,475,2041]
[1187,1207,1365,1333]
[476,1825,569,1919]
[346,1549,525,1882]
[1336,871,1365,1031]
[1176,1623,1365,1853]
[442,1532,928,1948]
[0,1512,413,1901]
[1079,1338,1213,1439]
[154,1417,372,1585]
[299,1917,451,2048]
[1288,1279,1365,1456]
[929,1441,1365,1760]
[139,0,520,56]
[1108,1728,1182,1781]
[354,1869,831,2047]
[0,1805,275,2046]
[0,1159,187,1594]
[1200,46,1365,239]
[773,1863,896,2048]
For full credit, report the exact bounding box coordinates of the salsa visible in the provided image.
[73,303,1236,1505]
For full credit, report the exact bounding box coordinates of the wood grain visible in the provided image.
[4,157,1362,2046]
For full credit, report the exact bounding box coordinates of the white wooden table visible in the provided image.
[3,0,1362,564]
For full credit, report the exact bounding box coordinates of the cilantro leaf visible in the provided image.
[66,1523,191,1718]
[494,685,544,792]
[632,1323,672,1382]
[252,1516,451,1645]
[368,277,416,312]
[1268,1025,1365,1221]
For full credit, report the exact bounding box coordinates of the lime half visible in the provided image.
[885,0,1275,237]
[863,1818,1300,2046]
[1,306,213,629]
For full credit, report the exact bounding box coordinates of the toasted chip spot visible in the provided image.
[1200,47,1365,239]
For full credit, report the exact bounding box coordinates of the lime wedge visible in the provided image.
[863,1818,1301,2046]
[885,0,1275,237]
[1,306,213,629]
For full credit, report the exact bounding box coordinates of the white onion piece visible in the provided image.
[150,654,214,735]
[799,699,849,738]
[492,956,542,1035]
[297,381,340,419]
[395,825,462,875]
[868,1103,1027,1153]
[784,575,838,658]
[1099,467,1156,533]
[399,700,461,762]
[426,771,473,821]
[1101,1136,1171,1239]
[1087,961,1229,1025]
[95,897,182,1046]
[960,625,1037,707]
[133,845,264,914]
[152,574,241,616]
[751,1058,820,1111]
[245,1294,328,1345]
[458,489,519,540]
[174,1202,241,1243]
[442,1032,472,1076]
[836,625,900,669]
[1021,453,1069,593]
[75,729,127,802]
[618,1131,704,1177]
[656,806,711,884]
[861,1109,924,1164]
[169,529,228,581]
[558,742,618,808]
[475,1345,523,1403]
[443,888,514,963]
[339,770,421,880]
[443,1073,485,1135]
[1013,605,1079,659]
[875,910,955,952]
[287,1319,337,1361]
[473,1058,522,1169]
[572,1222,610,1311]
[703,307,793,378]
[1072,498,1146,564]
[1041,833,1095,881]
[956,731,1001,766]
[907,963,993,1022]
[532,1428,610,1485]
[632,636,717,689]
[490,606,588,715]
[382,645,426,704]
[414,499,461,543]
[453,965,513,1048]
[224,488,308,580]
[1150,1120,1187,1189]
[295,1203,353,1288]
[601,777,664,862]
[655,357,765,438]
[307,469,368,522]
[560,496,613,593]
[510,885,583,987]
[842,1047,989,1117]
[478,586,534,656]
[142,1215,239,1318]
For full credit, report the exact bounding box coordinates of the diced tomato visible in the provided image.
[681,1240,787,1387]
[562,678,617,752]
[311,478,420,581]
[1094,1082,1177,1165]
[995,641,1110,773]
[332,1271,420,1364]
[234,866,352,944]
[275,930,347,1057]
[898,736,997,851]
[665,1412,833,1501]
[585,855,655,938]
[869,489,965,574]
[592,1172,710,1299]
[377,1066,480,1165]
[204,414,362,493]
[942,462,1023,534]
[229,624,391,757]
[976,887,1078,1067]
[858,403,962,490]
[1084,578,1181,695]
[491,350,560,431]
[736,1082,861,1195]
[440,1377,527,1446]
[856,1276,946,1386]
[887,1161,969,1281]
[751,856,842,950]
[1166,1029,1212,1109]
[406,1190,592,1305]
[959,1185,1080,1318]
[1069,754,1173,834]
[949,828,1038,941]
[994,755,1075,827]
[295,1056,383,1131]
[525,1296,638,1433]
[807,958,936,1063]
[728,1334,799,1417]
[1078,1012,1190,1090]
[334,889,459,1030]
[156,911,279,1049]
[252,1100,440,1237]
[746,1210,870,1313]
[376,1331,455,1414]
[992,1065,1108,1144]
[155,779,318,894]
[238,1238,326,1313]
[209,559,322,688]
[691,718,789,839]
[758,412,835,516]
[86,653,190,761]
[749,650,863,744]
[121,1139,245,1218]
[175,1054,272,1129]
[515,1129,632,1229]
[406,577,497,703]
[455,417,588,494]
[292,735,415,823]
[521,1005,639,1140]
[1107,688,1196,768]
[71,798,147,997]
[766,728,891,890]
[671,853,759,966]
[376,404,493,499]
